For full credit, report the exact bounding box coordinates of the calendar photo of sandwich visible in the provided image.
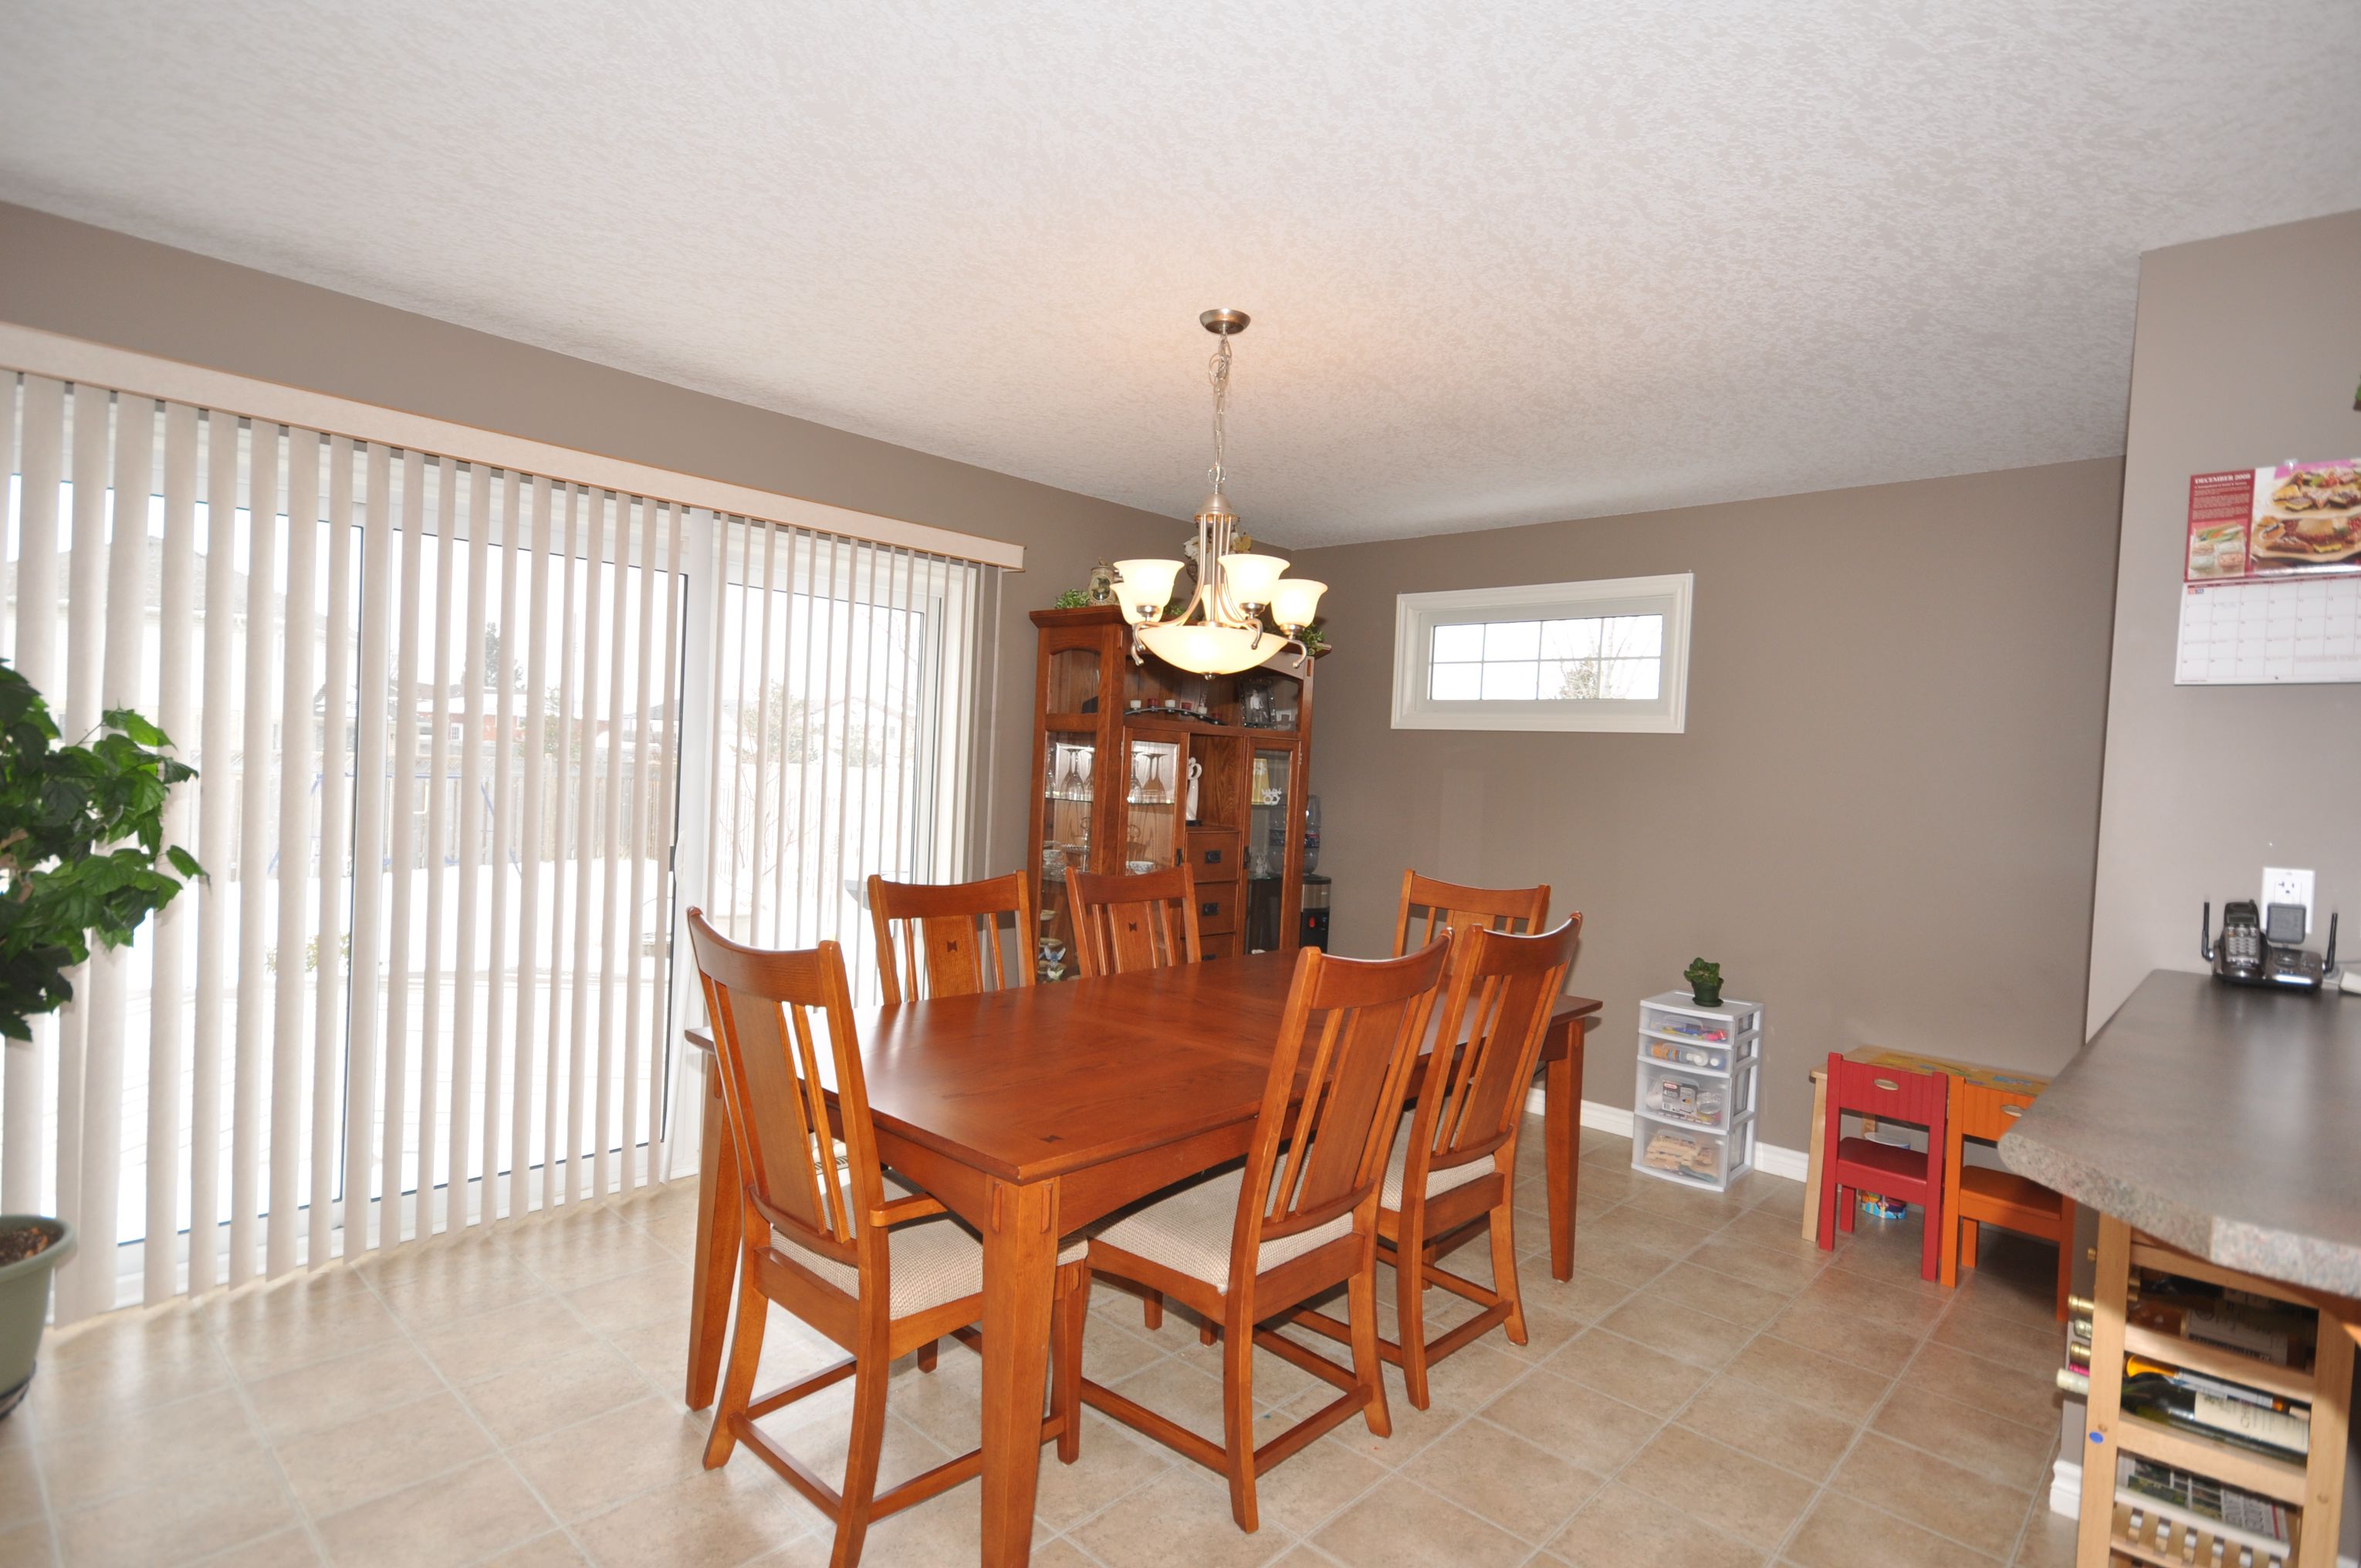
[2251,458,2361,573]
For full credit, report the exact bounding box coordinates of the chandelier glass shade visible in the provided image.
[1115,310,1328,675]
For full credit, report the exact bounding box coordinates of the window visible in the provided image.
[1392,573,1693,732]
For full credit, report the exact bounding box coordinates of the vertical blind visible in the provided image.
[0,367,994,1320]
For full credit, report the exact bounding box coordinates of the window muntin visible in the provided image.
[1426,613,1665,703]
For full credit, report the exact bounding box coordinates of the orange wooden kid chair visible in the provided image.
[1295,917,1582,1408]
[1076,938,1453,1533]
[1392,870,1551,954]
[1064,865,1203,977]
[1816,1053,1950,1282]
[866,872,1035,1004]
[687,911,1086,1567]
[1942,1079,2075,1320]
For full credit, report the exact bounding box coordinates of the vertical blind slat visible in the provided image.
[266,427,318,1278]
[310,437,355,1267]
[565,492,605,1205]
[415,461,457,1241]
[343,442,394,1255]
[621,505,659,1191]
[451,461,492,1229]
[594,497,633,1198]
[2,379,63,1217]
[749,520,779,944]
[766,529,799,950]
[145,400,200,1303]
[190,410,241,1289]
[381,449,425,1249]
[545,485,579,1209]
[415,460,455,1246]
[54,383,110,1320]
[513,476,553,1222]
[81,393,154,1313]
[483,470,523,1225]
[229,419,280,1287]
[646,504,685,1182]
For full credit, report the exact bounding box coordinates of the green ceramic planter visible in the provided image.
[0,1215,75,1420]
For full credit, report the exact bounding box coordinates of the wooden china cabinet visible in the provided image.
[1026,604,1315,975]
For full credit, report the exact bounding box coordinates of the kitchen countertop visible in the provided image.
[1999,968,2361,1296]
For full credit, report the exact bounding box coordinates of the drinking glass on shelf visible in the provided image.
[1145,753,1169,804]
[1057,745,1087,800]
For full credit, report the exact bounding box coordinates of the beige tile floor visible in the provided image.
[0,1124,2081,1567]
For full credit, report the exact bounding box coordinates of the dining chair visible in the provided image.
[866,871,1036,1005]
[1064,865,1203,978]
[1815,1053,1950,1282]
[686,910,1086,1568]
[1941,1077,2074,1319]
[1293,916,1582,1408]
[1391,870,1551,954]
[1075,937,1453,1533]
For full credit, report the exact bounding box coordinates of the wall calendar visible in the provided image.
[2175,460,2361,685]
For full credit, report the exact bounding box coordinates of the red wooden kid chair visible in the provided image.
[1815,1053,1950,1281]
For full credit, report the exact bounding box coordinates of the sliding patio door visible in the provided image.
[0,367,996,1319]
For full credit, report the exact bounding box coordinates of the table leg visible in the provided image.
[687,1053,739,1411]
[979,1175,1060,1568]
[1545,1019,1583,1281]
[1800,1069,1828,1244]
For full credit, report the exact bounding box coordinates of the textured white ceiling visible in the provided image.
[4,2,2358,546]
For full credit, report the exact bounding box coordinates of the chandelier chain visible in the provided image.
[1208,335,1233,494]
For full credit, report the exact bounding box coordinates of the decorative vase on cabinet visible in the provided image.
[1026,604,1316,970]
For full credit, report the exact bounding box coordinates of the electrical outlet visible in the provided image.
[2262,867,2315,934]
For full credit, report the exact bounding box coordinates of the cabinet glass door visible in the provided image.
[1247,748,1294,950]
[1038,733,1095,980]
[1123,737,1183,874]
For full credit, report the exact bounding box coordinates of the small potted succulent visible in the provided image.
[0,662,200,1418]
[1683,956,1723,1009]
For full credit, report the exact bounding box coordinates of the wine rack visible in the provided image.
[2075,1216,2352,1567]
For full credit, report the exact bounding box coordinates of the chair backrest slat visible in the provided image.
[1065,866,1202,977]
[1410,917,1583,1184]
[1236,940,1452,1266]
[868,872,1037,1004]
[1392,870,1551,955]
[688,910,881,1269]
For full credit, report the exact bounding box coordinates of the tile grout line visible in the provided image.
[199,1279,347,1565]
[333,1191,731,1564]
[342,1226,607,1565]
[1758,1243,2061,1566]
[1545,1175,2057,1566]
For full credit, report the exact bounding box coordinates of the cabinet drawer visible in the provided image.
[1186,830,1241,881]
[1199,930,1237,961]
[1192,884,1237,936]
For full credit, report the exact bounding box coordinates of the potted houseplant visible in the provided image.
[1683,957,1723,1009]
[0,661,199,1418]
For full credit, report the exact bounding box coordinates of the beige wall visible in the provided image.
[2085,209,2361,1034]
[0,200,1176,880]
[1292,458,2125,1152]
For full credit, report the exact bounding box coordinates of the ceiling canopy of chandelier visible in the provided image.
[1114,309,1325,677]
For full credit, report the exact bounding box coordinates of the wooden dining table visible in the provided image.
[681,950,1599,1567]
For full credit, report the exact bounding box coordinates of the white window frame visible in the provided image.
[1391,573,1693,733]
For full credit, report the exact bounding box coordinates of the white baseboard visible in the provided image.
[1524,1090,1811,1183]
[2051,1456,2079,1517]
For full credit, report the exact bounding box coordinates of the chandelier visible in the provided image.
[1113,309,1326,675]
